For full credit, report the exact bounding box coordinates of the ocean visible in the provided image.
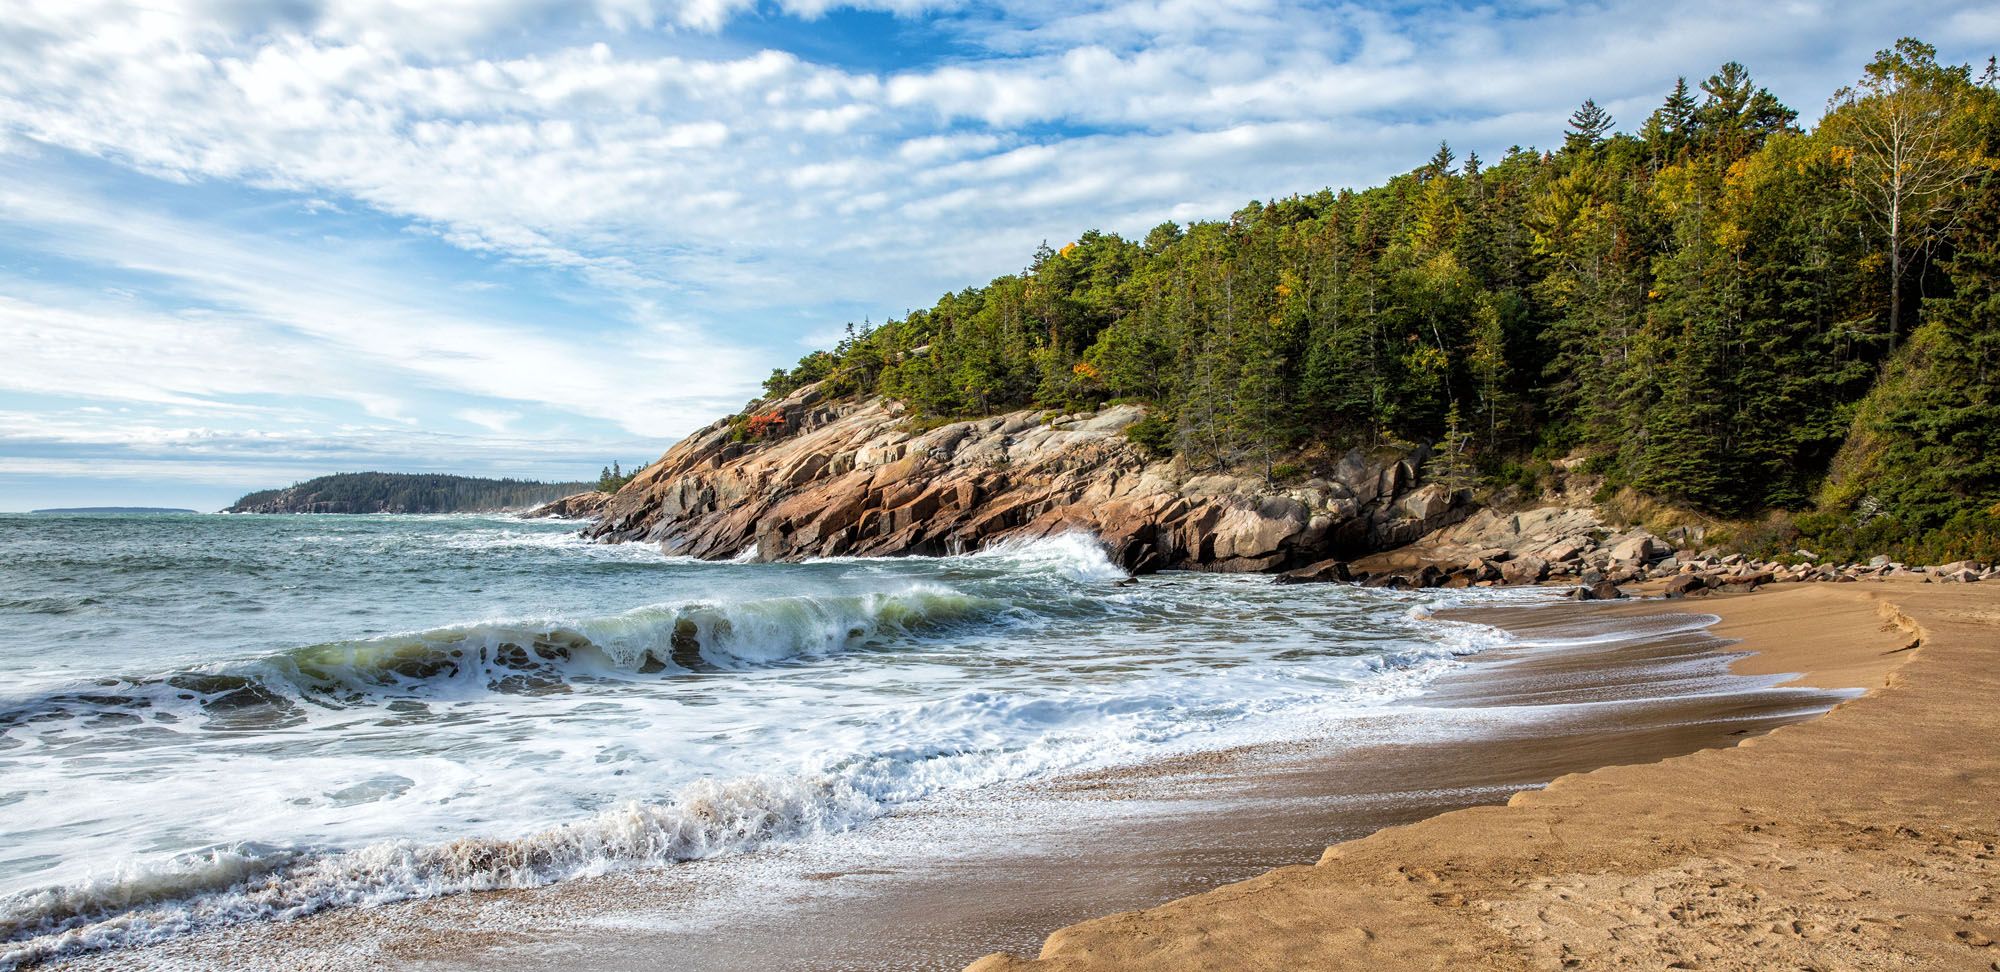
[0,512,1824,970]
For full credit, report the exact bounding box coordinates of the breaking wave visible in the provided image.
[0,767,912,968]
[0,529,1539,970]
[963,532,1130,582]
[0,586,1013,731]
[0,600,1521,971]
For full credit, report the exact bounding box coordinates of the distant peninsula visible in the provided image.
[225,472,591,515]
[31,506,199,514]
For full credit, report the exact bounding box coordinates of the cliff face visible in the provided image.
[588,384,1472,573]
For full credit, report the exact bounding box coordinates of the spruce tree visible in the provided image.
[1564,98,1614,153]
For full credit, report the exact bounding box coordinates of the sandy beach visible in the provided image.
[969,580,2000,971]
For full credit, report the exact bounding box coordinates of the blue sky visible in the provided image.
[1,0,1994,511]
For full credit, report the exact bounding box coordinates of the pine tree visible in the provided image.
[741,39,1998,558]
[1696,61,1798,158]
[1425,401,1478,494]
[1427,141,1455,179]
[1564,98,1614,153]
[1642,77,1700,165]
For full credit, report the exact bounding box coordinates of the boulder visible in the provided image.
[1540,535,1593,564]
[523,490,613,520]
[1664,573,1712,598]
[1395,483,1457,521]
[1499,556,1550,586]
[1567,580,1626,601]
[1607,533,1670,564]
[1275,559,1352,585]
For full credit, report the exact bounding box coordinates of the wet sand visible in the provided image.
[42,592,1877,971]
[973,581,2000,971]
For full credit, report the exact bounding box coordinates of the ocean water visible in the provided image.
[0,512,1550,969]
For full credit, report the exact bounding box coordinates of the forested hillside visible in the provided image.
[761,40,2000,561]
[227,473,591,514]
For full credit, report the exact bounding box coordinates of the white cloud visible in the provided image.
[0,0,1988,504]
[0,176,762,440]
[456,408,522,432]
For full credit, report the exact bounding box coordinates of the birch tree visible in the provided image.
[1826,38,1984,347]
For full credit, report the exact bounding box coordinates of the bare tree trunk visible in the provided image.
[1890,203,1902,349]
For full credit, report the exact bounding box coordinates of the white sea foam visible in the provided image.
[800,532,1128,583]
[0,600,1512,969]
[964,532,1129,582]
[0,522,1547,969]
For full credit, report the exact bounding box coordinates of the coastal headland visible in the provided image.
[531,386,2000,969]
[527,385,2000,971]
[569,385,1995,593]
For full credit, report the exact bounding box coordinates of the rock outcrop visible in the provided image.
[587,384,1473,572]
[523,490,614,520]
[1276,500,1996,594]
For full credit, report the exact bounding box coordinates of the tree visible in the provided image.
[1825,38,1986,346]
[1427,141,1455,179]
[598,462,635,492]
[739,37,1998,559]
[1565,98,1614,153]
[1828,158,2000,537]
[1425,402,1478,494]
[1696,62,1797,158]
[1641,77,1700,165]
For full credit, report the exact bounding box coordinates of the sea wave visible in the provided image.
[0,586,1013,729]
[0,595,103,616]
[963,532,1130,582]
[0,769,891,969]
[0,587,1521,970]
[803,531,1130,583]
[0,531,1541,969]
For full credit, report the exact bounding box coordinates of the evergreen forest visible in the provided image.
[760,40,2000,561]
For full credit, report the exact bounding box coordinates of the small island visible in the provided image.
[225,472,592,515]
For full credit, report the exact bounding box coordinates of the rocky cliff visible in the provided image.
[523,490,613,520]
[587,384,1474,572]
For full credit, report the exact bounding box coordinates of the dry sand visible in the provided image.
[967,581,2000,971]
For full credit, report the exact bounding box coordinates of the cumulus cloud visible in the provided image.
[0,0,1987,506]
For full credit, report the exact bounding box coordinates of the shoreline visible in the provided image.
[966,580,2000,971]
[29,584,1877,971]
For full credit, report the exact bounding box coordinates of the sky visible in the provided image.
[0,1,1994,511]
